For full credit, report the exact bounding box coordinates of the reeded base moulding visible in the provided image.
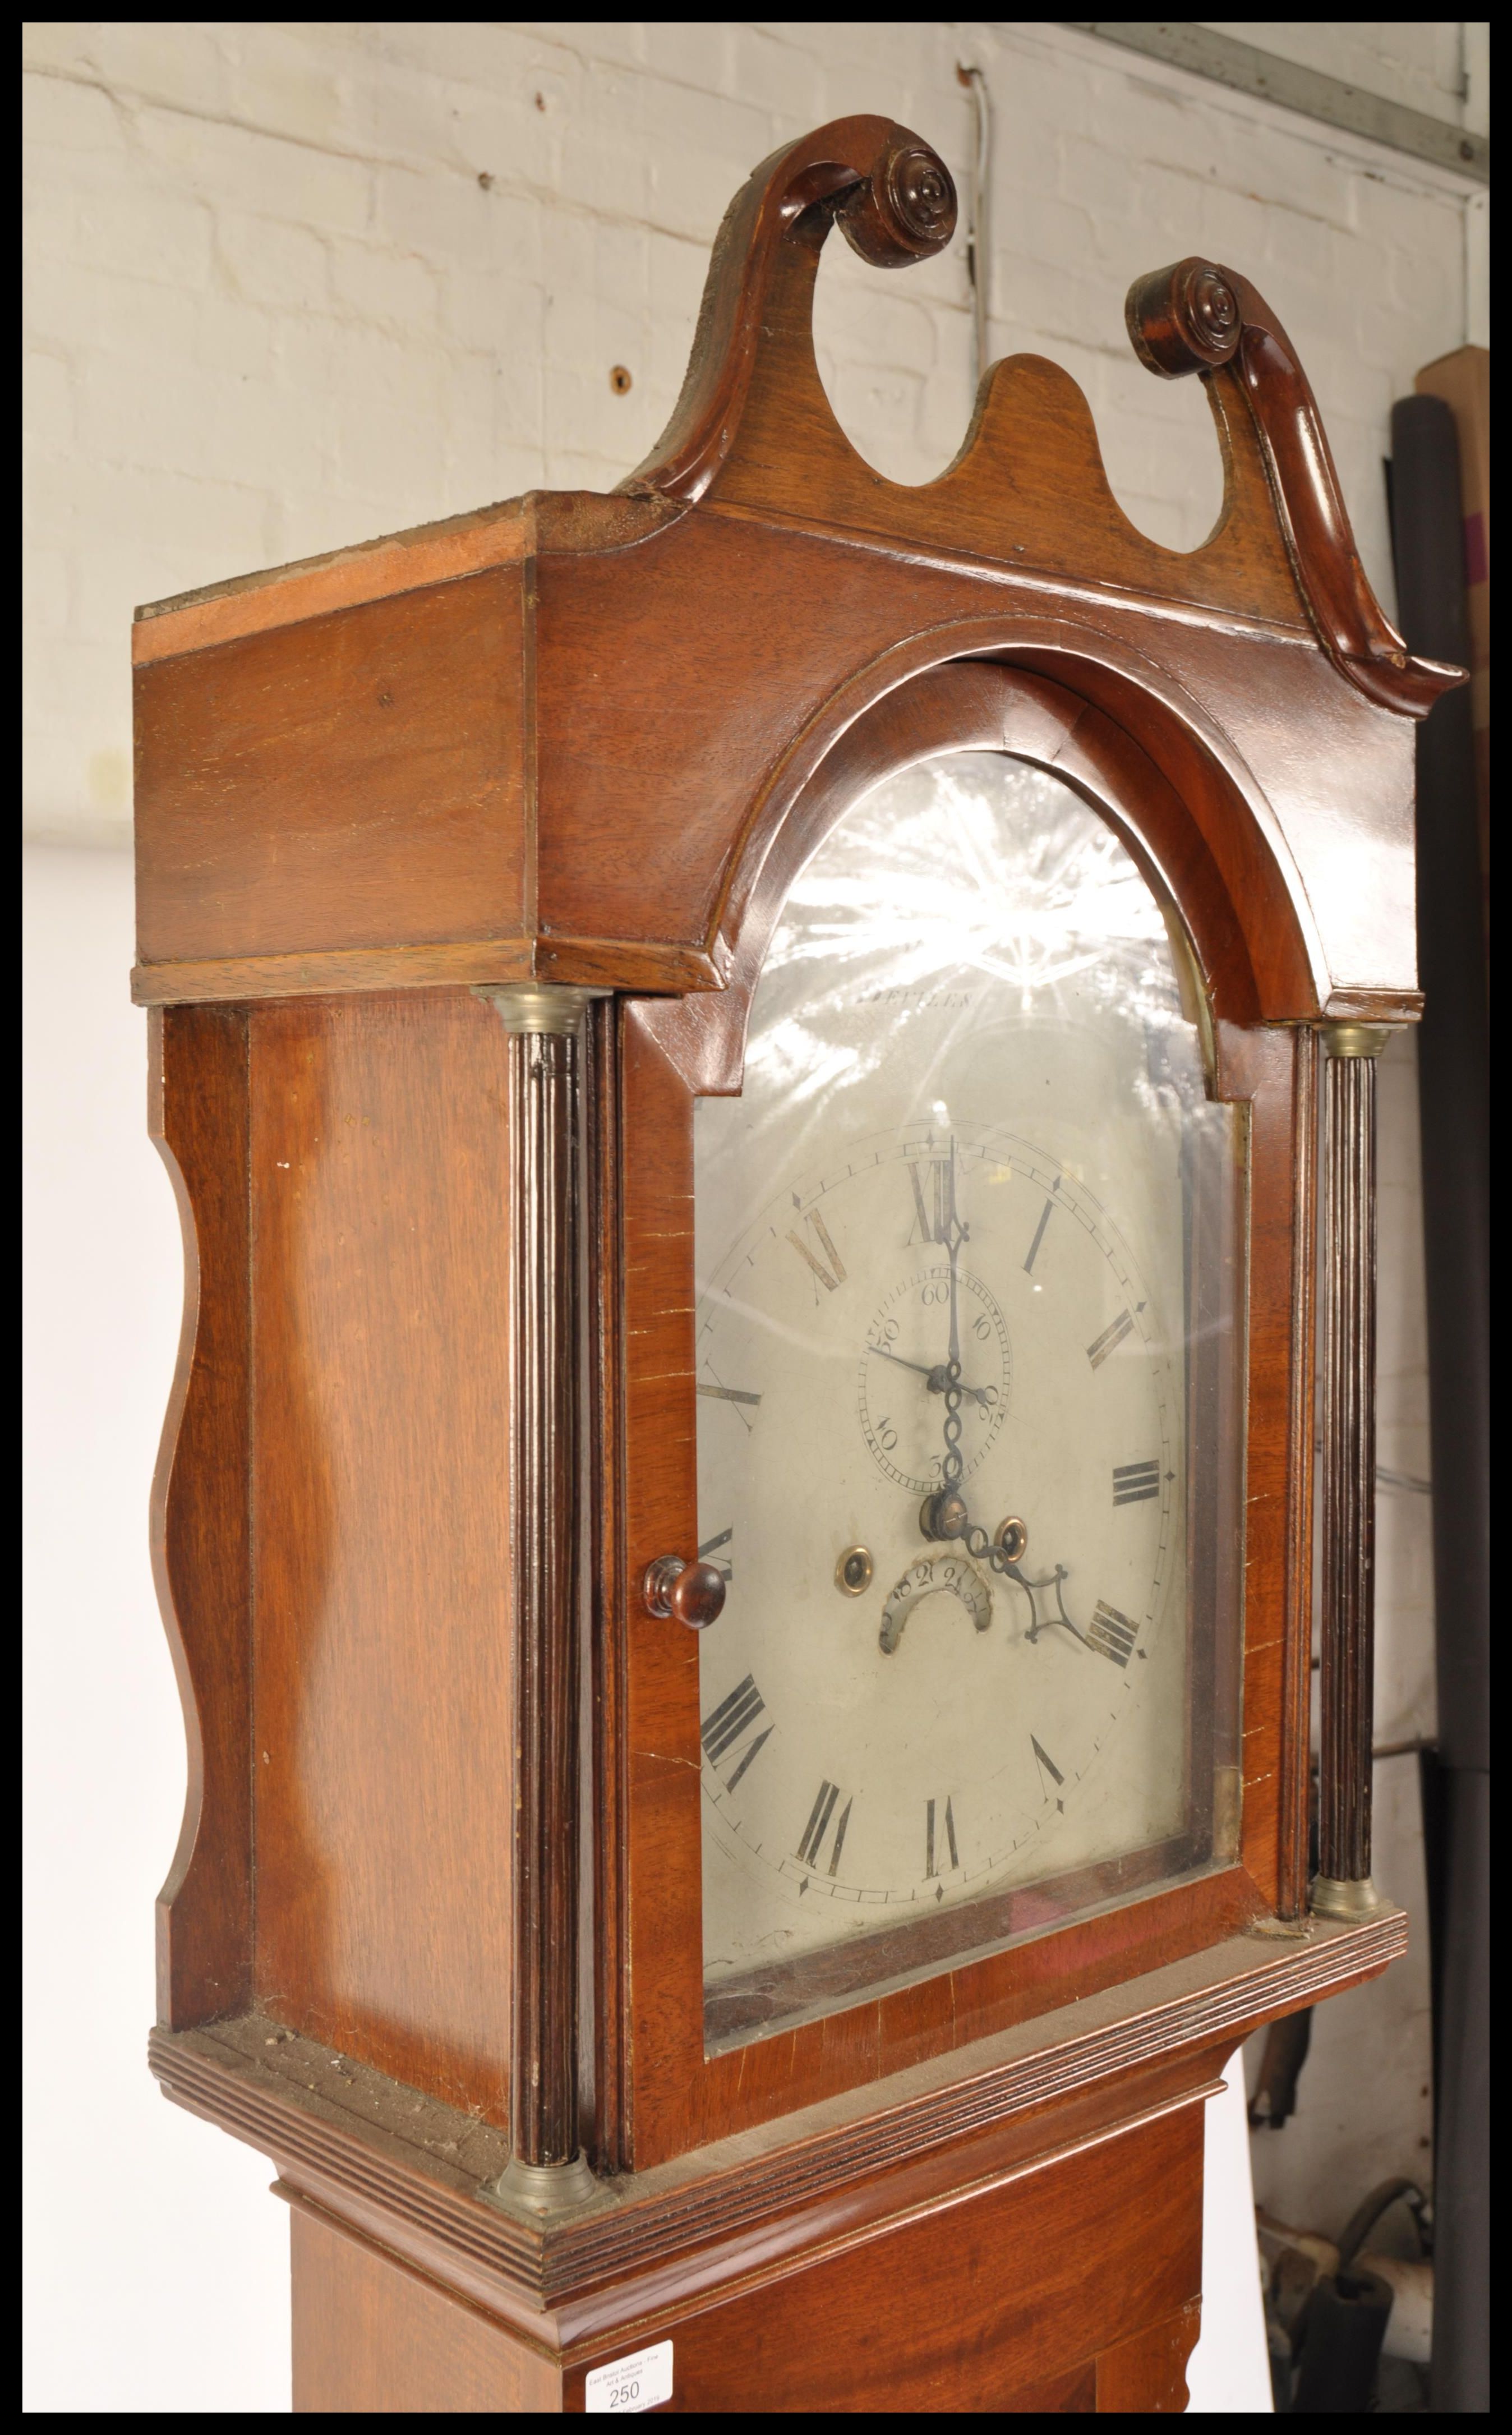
[150,1907,1405,2330]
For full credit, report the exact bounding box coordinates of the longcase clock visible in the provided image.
[133,117,1457,2413]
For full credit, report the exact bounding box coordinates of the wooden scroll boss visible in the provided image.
[134,118,1458,2413]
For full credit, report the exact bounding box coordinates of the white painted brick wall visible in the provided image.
[24,20,1476,845]
[1202,19,1472,119]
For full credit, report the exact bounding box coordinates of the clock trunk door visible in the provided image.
[691,752,1246,2050]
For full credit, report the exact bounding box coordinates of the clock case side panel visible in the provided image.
[246,989,518,2120]
[149,988,522,2128]
[606,663,1317,2167]
[132,558,533,1001]
[150,1004,254,2025]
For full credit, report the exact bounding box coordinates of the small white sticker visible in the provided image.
[585,2340,674,2414]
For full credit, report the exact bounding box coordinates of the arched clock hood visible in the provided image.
[133,116,1451,2414]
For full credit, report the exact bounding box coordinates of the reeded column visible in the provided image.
[1312,1021,1391,1918]
[480,982,605,2210]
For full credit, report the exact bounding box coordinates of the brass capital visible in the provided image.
[474,982,610,1035]
[1317,1021,1393,1059]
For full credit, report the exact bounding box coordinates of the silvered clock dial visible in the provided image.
[693,752,1244,2047]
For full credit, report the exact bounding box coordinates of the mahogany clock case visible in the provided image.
[133,112,1450,2407]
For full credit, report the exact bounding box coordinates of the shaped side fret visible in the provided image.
[148,1004,253,2026]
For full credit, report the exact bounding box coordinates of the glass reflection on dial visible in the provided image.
[694,752,1241,2043]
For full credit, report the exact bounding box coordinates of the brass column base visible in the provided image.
[483,2152,601,2216]
[1310,1873,1391,1921]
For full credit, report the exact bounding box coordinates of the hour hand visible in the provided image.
[865,1342,996,1409]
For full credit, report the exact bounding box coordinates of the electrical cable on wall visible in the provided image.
[956,63,992,394]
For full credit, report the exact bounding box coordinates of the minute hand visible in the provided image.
[946,1136,962,1371]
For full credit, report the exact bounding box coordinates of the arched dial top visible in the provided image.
[694,747,1248,2048]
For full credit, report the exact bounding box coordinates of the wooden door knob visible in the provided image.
[643,1556,726,1629]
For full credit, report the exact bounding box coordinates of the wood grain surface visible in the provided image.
[633,657,1308,1100]
[150,1004,253,2026]
[287,2098,1200,2413]
[635,119,1454,729]
[136,566,527,969]
[1094,2299,1202,2412]
[1217,1023,1315,1916]
[133,498,527,666]
[149,1911,1404,2330]
[531,511,1346,1011]
[291,2203,561,2414]
[1123,255,1456,716]
[695,189,1301,624]
[559,2097,1201,2414]
[249,988,514,2119]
